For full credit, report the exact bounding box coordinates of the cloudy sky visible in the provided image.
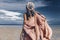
[0,0,60,25]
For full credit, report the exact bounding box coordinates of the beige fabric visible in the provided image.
[20,13,52,40]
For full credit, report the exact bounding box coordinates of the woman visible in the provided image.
[20,2,52,40]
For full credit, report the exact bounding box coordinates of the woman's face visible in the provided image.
[27,5,34,11]
[26,2,34,11]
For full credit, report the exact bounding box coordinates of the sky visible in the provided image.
[0,0,60,25]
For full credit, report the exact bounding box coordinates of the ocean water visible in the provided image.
[0,25,59,40]
[0,25,22,28]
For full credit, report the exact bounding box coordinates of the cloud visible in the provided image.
[47,18,54,22]
[0,10,23,24]
[0,0,48,11]
[46,17,60,25]
[0,2,26,10]
[0,0,51,24]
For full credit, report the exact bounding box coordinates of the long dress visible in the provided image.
[20,12,52,40]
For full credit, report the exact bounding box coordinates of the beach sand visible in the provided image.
[0,25,59,40]
[51,25,60,40]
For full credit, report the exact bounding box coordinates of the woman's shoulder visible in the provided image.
[40,14,46,19]
[36,11,46,19]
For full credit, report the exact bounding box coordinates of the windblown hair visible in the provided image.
[26,2,35,20]
[26,9,35,20]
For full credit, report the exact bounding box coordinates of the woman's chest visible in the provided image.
[26,17,35,26]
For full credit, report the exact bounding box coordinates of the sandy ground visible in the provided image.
[51,25,60,40]
[0,25,59,40]
[0,27,21,40]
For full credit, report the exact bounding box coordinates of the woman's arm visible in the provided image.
[35,13,46,40]
[44,20,52,40]
[34,13,40,40]
[24,13,27,23]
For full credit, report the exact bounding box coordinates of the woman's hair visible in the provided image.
[26,2,35,10]
[26,2,35,20]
